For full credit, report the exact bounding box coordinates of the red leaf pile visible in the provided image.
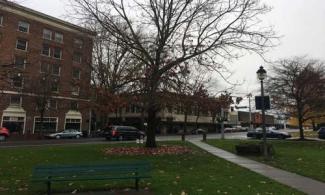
[104,145,192,156]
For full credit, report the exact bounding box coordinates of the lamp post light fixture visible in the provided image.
[256,66,268,158]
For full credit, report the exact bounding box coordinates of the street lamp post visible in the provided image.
[257,66,267,158]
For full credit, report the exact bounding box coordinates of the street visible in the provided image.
[0,129,300,148]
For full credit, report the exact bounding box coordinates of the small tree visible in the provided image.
[267,57,325,140]
[27,74,56,135]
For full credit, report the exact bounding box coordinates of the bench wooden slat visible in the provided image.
[31,162,151,195]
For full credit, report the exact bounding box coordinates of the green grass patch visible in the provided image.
[207,139,325,183]
[0,142,304,194]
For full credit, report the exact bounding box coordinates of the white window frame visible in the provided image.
[33,117,58,133]
[0,15,3,26]
[71,86,80,96]
[14,56,26,69]
[12,75,23,88]
[10,95,22,106]
[73,52,82,63]
[74,39,83,49]
[54,32,63,43]
[41,44,51,57]
[40,63,49,73]
[70,101,79,110]
[53,47,62,59]
[52,64,60,76]
[51,82,59,93]
[47,99,58,109]
[43,29,52,40]
[16,39,28,51]
[18,21,29,33]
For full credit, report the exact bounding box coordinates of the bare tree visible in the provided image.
[267,57,325,140]
[72,0,276,147]
[26,73,57,135]
[170,64,210,140]
[208,92,233,132]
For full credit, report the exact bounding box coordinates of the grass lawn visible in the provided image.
[207,139,325,183]
[0,142,304,195]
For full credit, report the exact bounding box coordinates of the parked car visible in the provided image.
[103,126,145,141]
[247,128,291,139]
[45,129,83,139]
[0,127,10,141]
[191,128,207,134]
[224,127,235,133]
[318,127,325,139]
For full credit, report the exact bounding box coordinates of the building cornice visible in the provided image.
[0,0,96,38]
[1,90,90,102]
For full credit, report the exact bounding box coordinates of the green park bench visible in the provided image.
[31,162,151,195]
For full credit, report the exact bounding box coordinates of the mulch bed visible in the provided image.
[104,145,192,156]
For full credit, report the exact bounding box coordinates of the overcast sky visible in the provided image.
[19,0,325,102]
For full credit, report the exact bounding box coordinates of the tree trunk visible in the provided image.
[182,112,188,141]
[297,110,305,140]
[146,105,157,147]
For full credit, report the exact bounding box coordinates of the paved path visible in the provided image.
[189,140,325,195]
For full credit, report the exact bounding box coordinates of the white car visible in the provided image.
[46,129,83,139]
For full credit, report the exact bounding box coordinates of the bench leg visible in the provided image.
[135,178,139,191]
[47,181,51,195]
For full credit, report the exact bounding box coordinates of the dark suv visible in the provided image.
[318,127,325,139]
[103,126,145,141]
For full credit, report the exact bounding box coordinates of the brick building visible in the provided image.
[0,0,95,134]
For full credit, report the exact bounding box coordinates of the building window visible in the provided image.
[12,75,23,88]
[73,52,82,63]
[74,39,83,49]
[40,63,49,73]
[0,15,3,26]
[43,29,52,40]
[41,44,51,56]
[65,118,81,130]
[15,56,26,69]
[16,39,28,51]
[70,101,79,110]
[54,32,63,43]
[51,82,59,92]
[48,99,57,109]
[53,47,62,59]
[72,68,81,79]
[10,95,21,106]
[52,64,60,76]
[34,117,58,132]
[71,86,80,96]
[18,21,29,33]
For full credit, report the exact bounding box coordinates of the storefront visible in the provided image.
[1,106,26,134]
[65,110,82,131]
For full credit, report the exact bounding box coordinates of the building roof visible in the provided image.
[0,0,96,37]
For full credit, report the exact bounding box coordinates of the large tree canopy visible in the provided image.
[267,57,325,139]
[72,0,276,147]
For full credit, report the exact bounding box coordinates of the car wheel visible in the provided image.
[76,135,80,139]
[279,135,285,139]
[118,135,123,141]
[56,135,60,139]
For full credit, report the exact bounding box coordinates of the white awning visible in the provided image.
[2,106,26,118]
[65,110,82,119]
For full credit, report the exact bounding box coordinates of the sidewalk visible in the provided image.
[189,140,325,195]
